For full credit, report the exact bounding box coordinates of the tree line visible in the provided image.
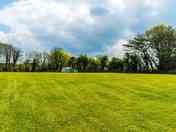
[1,24,176,73]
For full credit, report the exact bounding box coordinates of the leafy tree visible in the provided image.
[49,48,70,72]
[123,53,142,72]
[68,56,77,69]
[145,24,176,71]
[109,57,123,72]
[124,34,154,72]
[88,57,100,72]
[77,55,89,72]
[98,55,109,71]
[24,59,31,72]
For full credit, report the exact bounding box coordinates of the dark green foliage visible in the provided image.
[98,55,109,71]
[145,24,176,71]
[77,55,89,72]
[109,57,123,72]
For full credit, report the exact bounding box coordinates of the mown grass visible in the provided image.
[0,73,176,132]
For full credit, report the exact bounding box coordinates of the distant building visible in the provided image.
[62,67,78,73]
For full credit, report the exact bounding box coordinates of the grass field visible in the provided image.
[0,73,176,132]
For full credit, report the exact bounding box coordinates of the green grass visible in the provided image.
[0,73,176,132]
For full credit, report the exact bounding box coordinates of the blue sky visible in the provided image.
[0,0,175,56]
[0,0,13,6]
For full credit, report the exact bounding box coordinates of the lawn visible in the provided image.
[0,73,176,132]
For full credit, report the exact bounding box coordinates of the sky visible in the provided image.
[0,0,175,56]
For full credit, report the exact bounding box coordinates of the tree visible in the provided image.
[77,55,89,72]
[124,34,155,72]
[109,57,123,72]
[11,47,21,71]
[68,56,77,69]
[24,59,31,72]
[98,55,109,71]
[49,48,70,72]
[0,43,12,71]
[30,51,41,72]
[145,24,176,71]
[88,57,100,72]
[5,45,13,71]
[123,53,142,72]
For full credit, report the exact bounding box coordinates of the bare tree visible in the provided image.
[11,47,21,71]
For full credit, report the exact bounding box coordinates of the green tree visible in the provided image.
[124,34,154,72]
[49,48,70,72]
[88,57,100,72]
[145,24,176,71]
[77,55,89,72]
[98,55,109,71]
[123,53,142,72]
[109,57,123,72]
[68,56,77,69]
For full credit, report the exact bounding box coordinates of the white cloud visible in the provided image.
[106,39,127,58]
[0,0,167,54]
[0,32,8,43]
[106,28,135,58]
[0,0,95,50]
[144,0,165,9]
